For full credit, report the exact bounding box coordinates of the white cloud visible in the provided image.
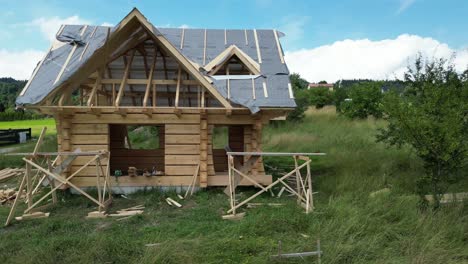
[179,24,190,29]
[397,0,417,14]
[31,15,91,43]
[285,34,468,83]
[101,22,114,27]
[0,49,44,79]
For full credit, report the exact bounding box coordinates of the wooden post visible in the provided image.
[47,157,57,204]
[307,160,313,211]
[96,158,102,211]
[228,155,236,215]
[199,115,208,187]
[294,156,301,204]
[4,175,26,226]
[25,162,32,209]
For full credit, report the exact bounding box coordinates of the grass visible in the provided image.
[0,108,467,263]
[0,118,56,137]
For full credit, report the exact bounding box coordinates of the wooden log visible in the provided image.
[222,212,245,220]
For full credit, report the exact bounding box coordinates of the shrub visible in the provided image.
[0,108,45,121]
[287,73,309,122]
[309,87,334,109]
[341,82,384,119]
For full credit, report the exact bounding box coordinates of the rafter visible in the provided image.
[87,69,103,106]
[115,50,136,107]
[143,48,157,107]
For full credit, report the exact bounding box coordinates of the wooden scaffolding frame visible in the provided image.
[225,152,325,217]
[4,128,112,226]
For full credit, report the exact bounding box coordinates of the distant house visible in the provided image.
[308,83,334,91]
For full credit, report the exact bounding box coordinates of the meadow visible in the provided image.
[0,108,466,263]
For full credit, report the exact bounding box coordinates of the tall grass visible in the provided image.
[0,108,467,263]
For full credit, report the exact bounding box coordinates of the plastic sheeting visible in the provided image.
[17,23,296,113]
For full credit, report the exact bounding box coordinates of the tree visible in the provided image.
[289,73,309,90]
[318,80,328,84]
[377,57,468,208]
[309,87,334,109]
[341,82,384,119]
[287,73,309,122]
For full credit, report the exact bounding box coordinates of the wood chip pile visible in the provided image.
[0,188,23,205]
[0,168,25,182]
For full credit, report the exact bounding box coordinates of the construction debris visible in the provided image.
[0,168,25,182]
[271,240,322,263]
[119,205,145,211]
[86,211,108,218]
[0,188,21,205]
[166,197,182,208]
[128,167,137,177]
[222,212,246,220]
[247,203,284,208]
[109,210,143,217]
[145,243,162,247]
[15,212,50,221]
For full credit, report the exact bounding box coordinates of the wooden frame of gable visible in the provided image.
[204,45,261,75]
[39,8,232,110]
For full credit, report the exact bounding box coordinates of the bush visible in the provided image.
[287,73,309,122]
[0,108,45,121]
[377,57,468,208]
[341,82,384,119]
[309,87,334,109]
[287,89,308,122]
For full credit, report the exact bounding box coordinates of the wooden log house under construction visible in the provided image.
[16,8,297,192]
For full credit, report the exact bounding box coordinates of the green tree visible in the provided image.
[377,57,468,208]
[309,87,334,109]
[341,82,384,119]
[289,73,309,90]
[287,73,309,122]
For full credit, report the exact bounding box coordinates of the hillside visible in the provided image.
[0,78,26,110]
[0,107,466,263]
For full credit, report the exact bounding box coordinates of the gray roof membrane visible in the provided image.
[17,24,296,112]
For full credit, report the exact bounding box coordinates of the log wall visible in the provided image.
[54,110,269,187]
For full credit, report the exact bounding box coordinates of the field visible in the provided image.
[0,119,56,137]
[0,108,467,263]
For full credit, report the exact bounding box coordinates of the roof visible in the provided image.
[16,9,296,113]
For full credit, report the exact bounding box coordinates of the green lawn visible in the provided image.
[0,119,56,137]
[0,109,467,263]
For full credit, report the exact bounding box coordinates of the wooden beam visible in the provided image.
[175,67,182,108]
[87,70,103,106]
[91,79,200,85]
[115,50,136,107]
[143,49,157,107]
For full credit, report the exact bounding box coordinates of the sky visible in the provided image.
[0,0,467,82]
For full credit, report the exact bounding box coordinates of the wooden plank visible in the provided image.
[71,144,108,152]
[227,152,327,156]
[71,124,108,135]
[33,127,47,155]
[165,124,200,135]
[165,144,200,155]
[143,50,157,107]
[165,155,204,165]
[71,135,109,144]
[253,29,262,63]
[115,50,136,107]
[69,174,270,187]
[72,113,200,124]
[165,134,200,144]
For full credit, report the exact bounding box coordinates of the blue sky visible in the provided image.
[1,0,467,81]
